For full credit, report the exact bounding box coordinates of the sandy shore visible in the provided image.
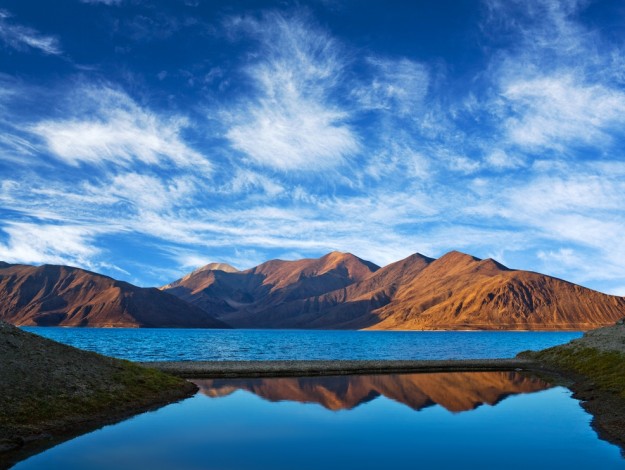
[139,358,538,378]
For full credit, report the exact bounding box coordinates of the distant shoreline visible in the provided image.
[139,358,542,378]
[20,325,590,331]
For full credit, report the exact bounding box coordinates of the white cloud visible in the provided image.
[226,169,285,196]
[0,222,104,267]
[94,172,198,211]
[508,173,625,214]
[227,101,357,171]
[354,57,429,115]
[0,10,61,55]
[484,149,525,169]
[537,247,582,269]
[30,86,212,172]
[364,143,430,181]
[447,155,481,174]
[502,74,625,150]
[224,12,359,171]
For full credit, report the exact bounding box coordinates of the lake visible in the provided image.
[12,372,624,469]
[22,328,582,361]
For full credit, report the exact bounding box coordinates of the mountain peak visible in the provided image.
[427,251,509,277]
[439,250,481,262]
[323,250,350,260]
[195,263,239,274]
[160,262,239,291]
[409,252,436,262]
[320,251,380,272]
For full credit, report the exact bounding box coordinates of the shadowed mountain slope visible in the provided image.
[0,263,229,328]
[162,251,383,328]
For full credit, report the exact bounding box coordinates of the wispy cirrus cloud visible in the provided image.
[481,0,625,160]
[30,85,212,173]
[224,12,359,171]
[0,222,107,268]
[0,10,61,55]
[500,74,625,151]
[353,57,429,115]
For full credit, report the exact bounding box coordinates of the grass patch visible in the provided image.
[521,346,625,399]
[0,360,191,430]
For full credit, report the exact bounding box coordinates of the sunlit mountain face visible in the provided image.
[194,371,553,412]
[161,250,625,330]
[2,1,625,297]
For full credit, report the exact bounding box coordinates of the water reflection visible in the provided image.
[13,372,625,469]
[194,371,552,412]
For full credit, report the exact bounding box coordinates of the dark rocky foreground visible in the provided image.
[0,322,197,468]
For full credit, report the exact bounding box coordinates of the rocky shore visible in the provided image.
[0,322,197,467]
[520,320,625,454]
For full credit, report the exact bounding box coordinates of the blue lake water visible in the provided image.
[22,328,582,361]
[12,372,624,469]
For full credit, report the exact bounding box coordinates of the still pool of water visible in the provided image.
[12,372,624,469]
[22,328,582,361]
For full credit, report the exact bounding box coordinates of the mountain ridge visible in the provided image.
[1,249,623,330]
[0,263,229,328]
[163,250,625,330]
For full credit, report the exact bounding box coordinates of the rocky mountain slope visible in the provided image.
[162,251,381,328]
[164,250,625,330]
[0,263,229,328]
[369,251,625,330]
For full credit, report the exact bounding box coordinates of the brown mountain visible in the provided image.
[0,263,229,328]
[164,250,625,330]
[368,251,625,330]
[194,371,552,412]
[162,251,381,328]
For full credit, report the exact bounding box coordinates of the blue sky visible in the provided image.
[1,0,625,294]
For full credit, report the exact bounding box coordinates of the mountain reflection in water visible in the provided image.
[193,371,552,413]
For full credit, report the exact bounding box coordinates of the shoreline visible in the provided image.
[139,358,539,378]
[20,326,589,331]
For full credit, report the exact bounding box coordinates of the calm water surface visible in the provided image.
[22,328,582,361]
[13,372,624,469]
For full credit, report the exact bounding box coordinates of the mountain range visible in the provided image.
[1,250,624,329]
[161,250,625,330]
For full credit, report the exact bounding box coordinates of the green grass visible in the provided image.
[522,346,625,399]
